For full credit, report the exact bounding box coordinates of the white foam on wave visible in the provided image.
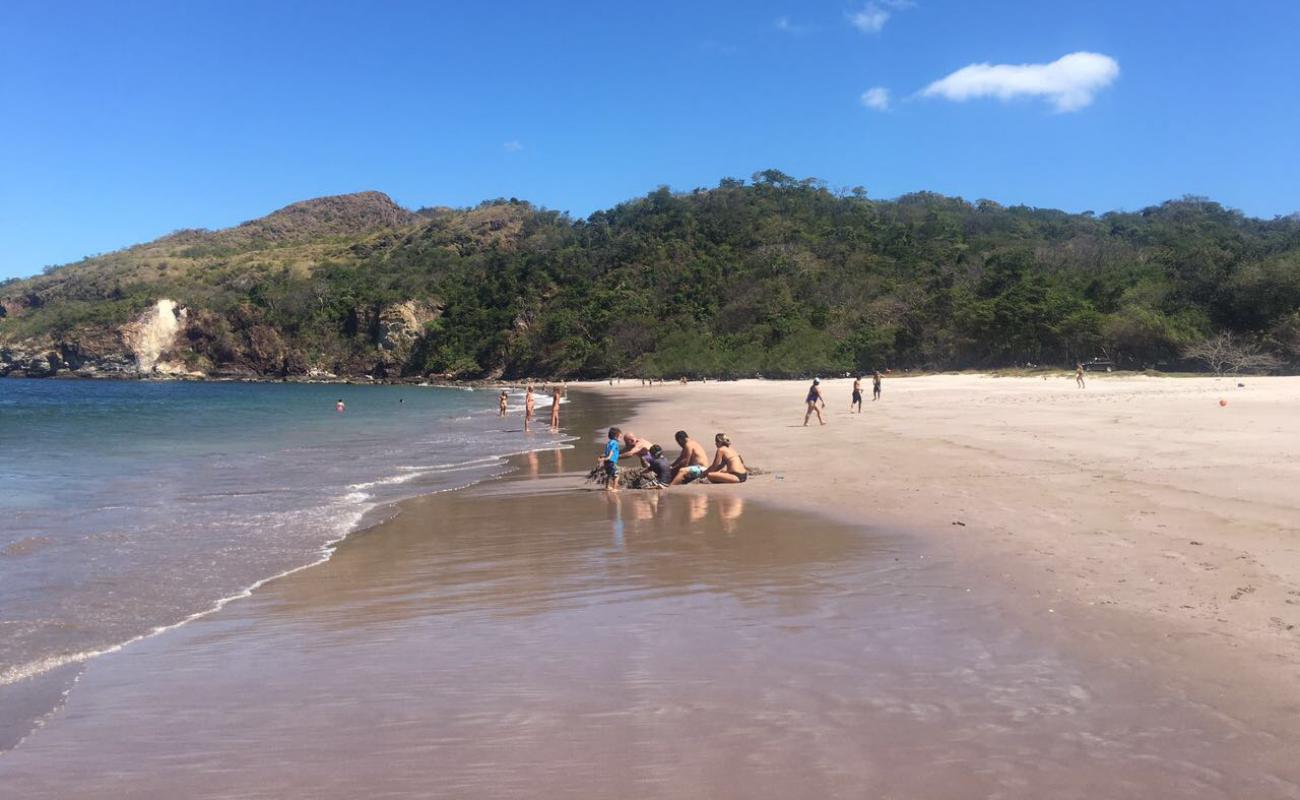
[1,432,577,704]
[0,497,372,690]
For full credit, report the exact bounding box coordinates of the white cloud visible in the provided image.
[860,87,891,111]
[848,3,890,33]
[503,140,524,152]
[848,1,912,34]
[921,51,1120,112]
[774,16,812,35]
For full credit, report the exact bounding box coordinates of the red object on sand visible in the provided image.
[1219,399,1228,407]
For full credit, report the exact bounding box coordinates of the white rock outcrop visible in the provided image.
[122,299,188,374]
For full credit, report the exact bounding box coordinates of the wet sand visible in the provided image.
[3,388,1298,797]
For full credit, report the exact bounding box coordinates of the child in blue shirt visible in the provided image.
[599,426,623,492]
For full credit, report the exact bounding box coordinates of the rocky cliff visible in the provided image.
[0,191,474,381]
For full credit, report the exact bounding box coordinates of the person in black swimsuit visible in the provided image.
[851,376,864,413]
[703,433,749,484]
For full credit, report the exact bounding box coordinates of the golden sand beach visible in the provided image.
[597,373,1300,729]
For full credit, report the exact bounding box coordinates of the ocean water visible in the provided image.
[0,378,565,745]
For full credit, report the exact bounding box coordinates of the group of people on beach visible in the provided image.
[803,371,883,425]
[499,383,564,432]
[598,428,748,492]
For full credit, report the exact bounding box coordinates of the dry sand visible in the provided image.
[592,373,1300,726]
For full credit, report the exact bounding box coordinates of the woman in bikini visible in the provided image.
[703,433,749,484]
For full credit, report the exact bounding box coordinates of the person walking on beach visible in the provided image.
[1075,363,1086,389]
[803,378,826,426]
[702,433,749,484]
[851,376,864,414]
[872,370,882,401]
[498,390,509,417]
[670,430,710,484]
[524,384,536,432]
[549,384,563,431]
[599,426,623,492]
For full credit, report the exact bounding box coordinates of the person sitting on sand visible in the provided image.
[498,390,509,417]
[620,430,656,461]
[872,370,882,401]
[599,426,623,492]
[851,376,863,414]
[1075,363,1086,389]
[702,433,748,484]
[803,378,826,426]
[638,444,673,488]
[670,430,710,485]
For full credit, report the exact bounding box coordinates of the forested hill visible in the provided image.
[3,171,1299,380]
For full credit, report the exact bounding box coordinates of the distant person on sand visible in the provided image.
[599,426,622,492]
[1076,363,1086,389]
[851,376,864,413]
[549,384,563,431]
[803,378,826,426]
[524,384,536,431]
[873,370,882,401]
[498,390,509,417]
[670,430,710,484]
[703,433,748,484]
[335,399,345,413]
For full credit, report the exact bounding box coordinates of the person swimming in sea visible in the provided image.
[851,376,863,414]
[702,433,748,484]
[669,430,710,485]
[498,390,509,417]
[335,399,345,413]
[803,378,826,426]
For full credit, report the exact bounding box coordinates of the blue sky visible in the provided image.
[2,0,1298,280]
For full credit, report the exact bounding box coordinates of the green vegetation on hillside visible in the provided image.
[4,173,1299,378]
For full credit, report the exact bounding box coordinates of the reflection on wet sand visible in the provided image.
[3,480,1294,799]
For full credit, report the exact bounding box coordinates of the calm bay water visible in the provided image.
[0,378,563,746]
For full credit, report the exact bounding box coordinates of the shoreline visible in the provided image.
[4,384,1299,796]
[0,385,579,754]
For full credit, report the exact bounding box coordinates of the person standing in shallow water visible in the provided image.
[524,384,535,432]
[872,370,882,401]
[803,378,826,426]
[498,390,509,417]
[549,384,563,431]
